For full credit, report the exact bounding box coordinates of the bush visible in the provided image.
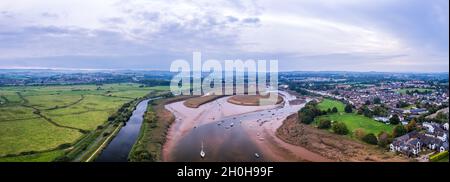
[332,107,338,113]
[344,104,353,113]
[362,133,378,145]
[332,122,349,135]
[377,131,392,148]
[389,114,400,125]
[392,125,407,138]
[354,128,366,140]
[318,120,331,129]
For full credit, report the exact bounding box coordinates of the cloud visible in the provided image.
[0,0,448,72]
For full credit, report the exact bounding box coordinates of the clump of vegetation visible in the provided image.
[332,122,349,135]
[361,133,378,145]
[298,101,324,124]
[405,119,417,132]
[389,114,401,125]
[392,125,407,138]
[354,128,366,140]
[344,104,353,113]
[317,119,331,129]
[377,131,392,148]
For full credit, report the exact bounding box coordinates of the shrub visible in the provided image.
[377,131,392,148]
[354,128,366,140]
[332,107,338,113]
[332,122,349,135]
[362,133,378,145]
[318,119,331,129]
[389,114,400,125]
[344,104,353,113]
[392,125,407,138]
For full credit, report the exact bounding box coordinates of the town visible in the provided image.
[281,71,449,162]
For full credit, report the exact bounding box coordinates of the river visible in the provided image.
[95,98,151,162]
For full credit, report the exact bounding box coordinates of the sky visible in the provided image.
[0,0,448,72]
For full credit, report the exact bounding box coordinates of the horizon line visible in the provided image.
[0,67,448,74]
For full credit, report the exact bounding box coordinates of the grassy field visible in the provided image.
[397,88,433,94]
[317,99,346,112]
[315,98,394,136]
[0,83,169,161]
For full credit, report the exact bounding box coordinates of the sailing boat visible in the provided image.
[200,142,206,158]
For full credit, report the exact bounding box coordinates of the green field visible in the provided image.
[0,83,169,161]
[315,99,394,136]
[317,99,346,112]
[397,88,433,94]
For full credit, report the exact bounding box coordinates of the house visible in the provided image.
[374,116,389,123]
[390,129,450,156]
[390,131,422,157]
[409,108,428,115]
[443,123,449,131]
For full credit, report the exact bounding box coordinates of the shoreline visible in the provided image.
[162,91,332,162]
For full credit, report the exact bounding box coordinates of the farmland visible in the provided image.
[0,83,169,161]
[315,99,394,136]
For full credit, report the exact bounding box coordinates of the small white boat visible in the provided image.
[254,153,260,158]
[200,142,205,158]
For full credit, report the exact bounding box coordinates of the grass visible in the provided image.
[0,118,82,156]
[0,150,65,162]
[315,113,394,136]
[437,155,449,162]
[227,95,283,106]
[317,99,345,112]
[397,88,433,94]
[129,96,192,161]
[183,95,224,108]
[0,83,169,161]
[315,98,394,136]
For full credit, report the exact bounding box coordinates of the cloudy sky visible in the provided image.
[0,0,448,72]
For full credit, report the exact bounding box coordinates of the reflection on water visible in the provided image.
[169,120,266,162]
[96,99,150,162]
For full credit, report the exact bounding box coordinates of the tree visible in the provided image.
[327,108,332,113]
[332,107,338,113]
[365,100,371,105]
[405,119,417,132]
[392,125,407,138]
[332,122,349,135]
[362,133,378,145]
[389,114,400,125]
[373,97,381,104]
[377,131,391,148]
[344,104,353,113]
[354,128,366,140]
[318,119,331,129]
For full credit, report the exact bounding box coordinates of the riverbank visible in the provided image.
[276,113,409,162]
[129,96,194,161]
[161,91,335,162]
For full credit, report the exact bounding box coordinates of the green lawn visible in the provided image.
[317,98,345,112]
[397,88,433,94]
[315,113,394,135]
[0,83,169,161]
[437,155,449,162]
[315,98,394,136]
